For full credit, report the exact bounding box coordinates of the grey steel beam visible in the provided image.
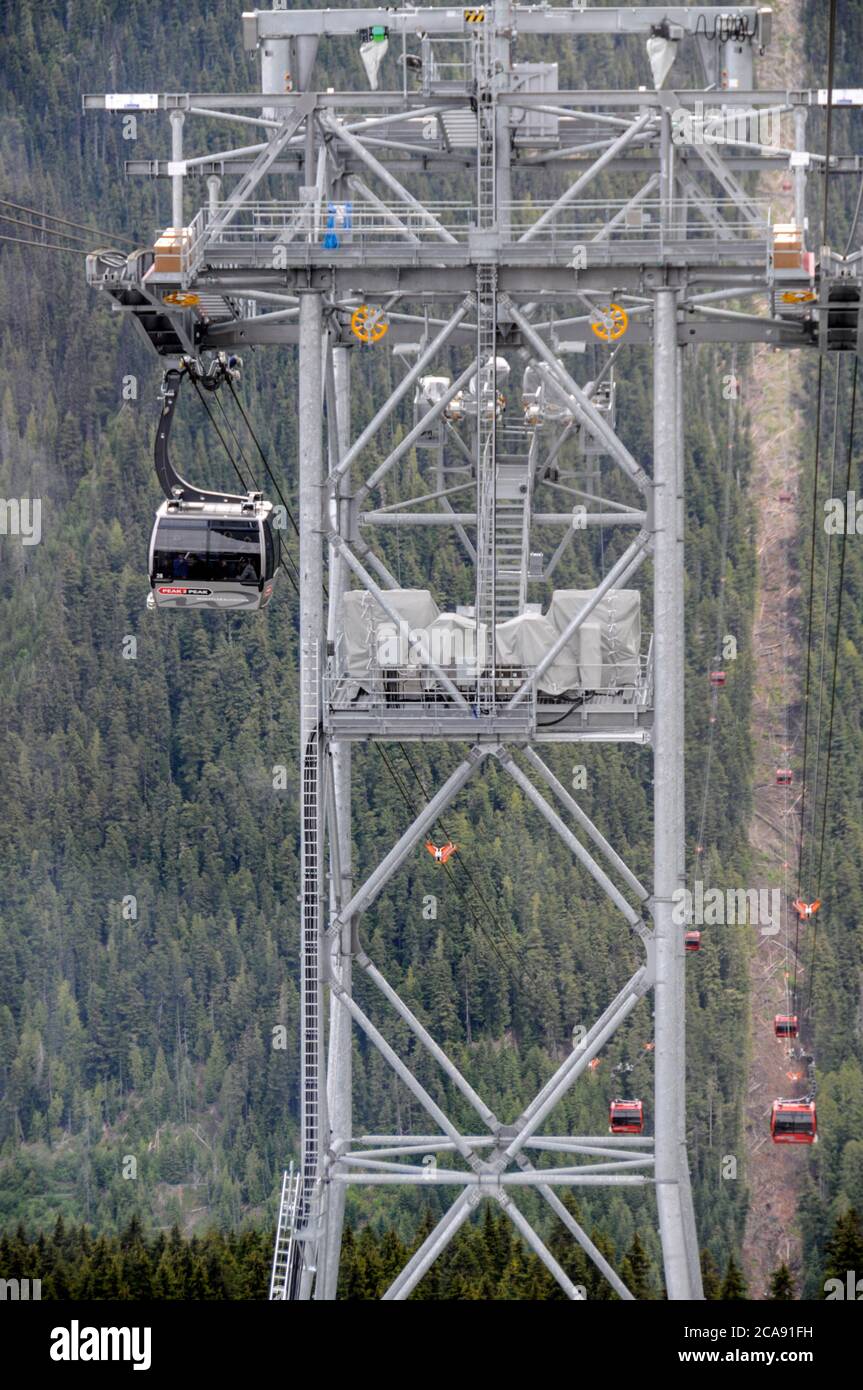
[205,95,314,236]
[84,88,850,112]
[323,117,459,243]
[330,985,481,1165]
[245,7,767,41]
[123,154,863,179]
[503,299,649,492]
[330,1172,650,1186]
[358,510,646,527]
[382,1191,476,1300]
[652,287,702,1300]
[345,174,421,242]
[328,301,473,485]
[518,111,655,243]
[319,343,354,1303]
[334,748,487,925]
[357,357,479,501]
[496,1193,585,1300]
[357,951,501,1132]
[517,1153,635,1300]
[496,986,645,1168]
[495,749,644,929]
[522,747,649,902]
[517,969,649,1127]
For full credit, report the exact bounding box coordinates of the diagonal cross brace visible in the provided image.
[496,748,645,928]
[523,748,650,903]
[206,94,315,238]
[331,746,487,929]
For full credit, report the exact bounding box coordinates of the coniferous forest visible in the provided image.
[0,0,862,1305]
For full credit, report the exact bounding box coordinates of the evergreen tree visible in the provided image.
[720,1255,748,1301]
[767,1263,796,1301]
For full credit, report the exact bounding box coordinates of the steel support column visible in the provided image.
[319,343,353,1301]
[652,287,702,1300]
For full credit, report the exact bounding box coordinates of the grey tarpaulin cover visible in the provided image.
[342,589,440,682]
[426,612,487,681]
[547,589,641,688]
[341,587,641,695]
[494,611,581,696]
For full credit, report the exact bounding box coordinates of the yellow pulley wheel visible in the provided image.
[164,291,200,308]
[780,289,816,304]
[350,304,389,344]
[590,302,629,342]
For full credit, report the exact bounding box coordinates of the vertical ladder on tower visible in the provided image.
[290,637,322,1298]
[269,1163,303,1300]
[493,436,534,618]
[474,20,499,678]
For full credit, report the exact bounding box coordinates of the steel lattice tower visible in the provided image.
[84,2,863,1300]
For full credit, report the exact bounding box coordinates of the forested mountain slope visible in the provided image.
[0,0,764,1294]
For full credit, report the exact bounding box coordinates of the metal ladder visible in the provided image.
[474,20,499,673]
[271,637,322,1300]
[493,452,532,618]
[269,1164,302,1300]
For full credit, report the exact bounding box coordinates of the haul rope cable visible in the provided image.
[396,742,535,980]
[226,378,301,541]
[0,211,120,246]
[210,385,295,585]
[806,364,843,895]
[803,355,859,1021]
[0,233,90,254]
[793,0,838,1000]
[691,346,738,891]
[0,197,138,247]
[805,169,863,877]
[189,373,301,599]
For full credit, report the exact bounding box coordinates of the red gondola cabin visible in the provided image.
[770,1099,817,1144]
[774,1015,799,1039]
[609,1099,644,1135]
[685,930,701,953]
[709,670,726,687]
[776,768,793,786]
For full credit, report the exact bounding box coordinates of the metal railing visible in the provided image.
[323,634,654,736]
[174,197,773,279]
